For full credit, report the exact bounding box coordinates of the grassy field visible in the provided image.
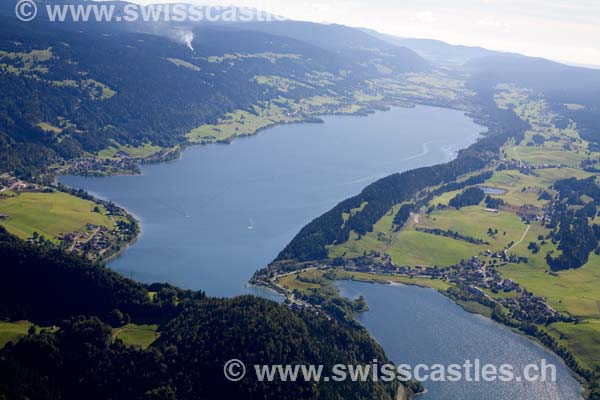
[353,90,384,103]
[254,75,313,92]
[378,203,530,268]
[203,52,301,64]
[0,321,33,347]
[277,268,452,295]
[278,270,324,292]
[0,47,52,76]
[0,191,116,242]
[388,229,483,267]
[336,270,452,292]
[186,105,300,143]
[329,204,398,259]
[166,58,201,72]
[455,300,494,317]
[418,206,527,249]
[485,168,593,189]
[501,254,600,319]
[546,320,600,371]
[482,168,592,208]
[113,324,160,349]
[497,196,598,320]
[429,190,462,206]
[329,201,527,267]
[497,85,592,167]
[37,122,62,134]
[97,142,161,159]
[484,170,549,207]
[368,72,473,101]
[508,146,587,167]
[186,90,373,145]
[535,167,593,183]
[504,221,557,264]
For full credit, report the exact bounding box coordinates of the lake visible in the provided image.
[60,105,481,297]
[480,186,507,195]
[59,104,581,398]
[337,280,582,400]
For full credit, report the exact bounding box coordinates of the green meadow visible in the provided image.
[0,191,116,242]
[277,268,451,295]
[0,321,33,347]
[113,324,160,349]
[546,320,600,371]
[388,229,482,267]
[329,203,399,259]
[418,206,527,249]
[97,142,161,159]
[336,270,452,292]
[502,254,600,319]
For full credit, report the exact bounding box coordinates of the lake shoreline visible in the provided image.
[56,98,407,264]
[59,96,472,268]
[258,266,585,398]
[337,279,585,399]
[354,278,587,397]
[56,100,582,398]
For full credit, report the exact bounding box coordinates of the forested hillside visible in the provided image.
[0,4,428,178]
[273,88,528,262]
[0,226,404,399]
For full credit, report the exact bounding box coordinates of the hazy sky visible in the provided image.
[127,0,600,66]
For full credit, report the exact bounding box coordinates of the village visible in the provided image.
[258,239,572,330]
[0,174,138,261]
[57,156,141,176]
[58,221,135,261]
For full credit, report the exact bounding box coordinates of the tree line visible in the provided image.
[275,88,528,263]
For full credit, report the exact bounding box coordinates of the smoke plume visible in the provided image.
[170,29,194,51]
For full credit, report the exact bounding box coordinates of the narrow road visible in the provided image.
[396,385,408,400]
[507,224,531,251]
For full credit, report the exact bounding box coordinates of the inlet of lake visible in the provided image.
[60,105,582,399]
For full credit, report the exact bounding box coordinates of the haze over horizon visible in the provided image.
[122,0,600,67]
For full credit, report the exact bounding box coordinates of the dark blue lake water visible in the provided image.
[60,105,480,297]
[337,281,582,400]
[60,105,581,398]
